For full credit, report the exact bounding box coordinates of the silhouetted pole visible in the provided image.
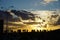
[6,14,8,32]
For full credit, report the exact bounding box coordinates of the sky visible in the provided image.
[0,0,60,11]
[0,0,60,29]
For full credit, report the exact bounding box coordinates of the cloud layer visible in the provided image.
[31,10,60,25]
[42,0,59,4]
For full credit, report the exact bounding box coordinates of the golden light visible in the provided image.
[3,10,60,32]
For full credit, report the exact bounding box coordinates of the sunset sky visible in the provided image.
[0,0,60,22]
[0,0,60,32]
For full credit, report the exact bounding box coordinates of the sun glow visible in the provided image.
[3,10,60,32]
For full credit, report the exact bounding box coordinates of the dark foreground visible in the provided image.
[0,29,60,40]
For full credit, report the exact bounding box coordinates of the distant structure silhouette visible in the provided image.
[0,20,3,33]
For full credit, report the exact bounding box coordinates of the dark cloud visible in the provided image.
[51,15,59,18]
[11,10,35,20]
[55,17,60,25]
[49,14,60,25]
[0,10,35,22]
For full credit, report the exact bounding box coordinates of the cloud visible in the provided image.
[31,10,60,25]
[41,0,59,4]
[56,17,60,25]
[32,0,59,7]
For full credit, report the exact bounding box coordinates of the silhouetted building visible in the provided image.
[37,30,40,32]
[22,30,27,32]
[31,30,35,32]
[0,20,4,33]
[17,30,21,33]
